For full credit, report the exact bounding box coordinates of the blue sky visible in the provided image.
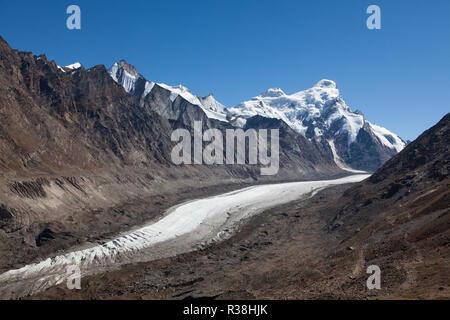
[0,0,449,140]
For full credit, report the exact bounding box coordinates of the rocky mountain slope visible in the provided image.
[311,112,450,298]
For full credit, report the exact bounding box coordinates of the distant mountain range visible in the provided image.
[109,60,406,171]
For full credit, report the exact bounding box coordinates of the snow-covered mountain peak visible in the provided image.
[114,60,139,78]
[229,80,347,134]
[291,80,341,107]
[202,93,216,101]
[198,94,230,122]
[107,60,405,171]
[108,60,146,93]
[199,94,223,111]
[229,80,406,161]
[260,88,286,98]
[314,79,337,89]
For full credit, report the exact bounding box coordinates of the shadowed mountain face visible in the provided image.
[0,37,174,176]
[0,37,341,271]
[318,113,450,298]
[323,112,450,246]
[368,113,450,185]
[336,112,449,224]
[0,36,183,271]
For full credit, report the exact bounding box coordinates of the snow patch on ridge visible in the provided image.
[65,62,82,70]
[198,94,230,122]
[368,122,406,152]
[57,62,82,72]
[109,62,143,93]
[158,83,202,106]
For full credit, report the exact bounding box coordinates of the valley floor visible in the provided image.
[0,175,368,299]
[32,177,450,300]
